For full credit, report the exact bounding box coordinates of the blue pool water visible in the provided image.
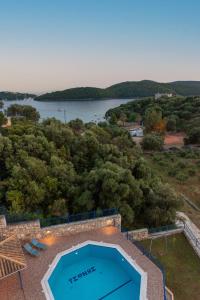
[48,244,141,300]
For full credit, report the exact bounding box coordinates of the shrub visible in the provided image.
[176,161,186,169]
[141,134,164,151]
[166,115,177,132]
[157,159,167,167]
[152,154,163,162]
[168,168,178,177]
[185,127,200,144]
[176,172,188,182]
[128,112,137,122]
[0,112,6,126]
[188,168,196,176]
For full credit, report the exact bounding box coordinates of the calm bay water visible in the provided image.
[3,98,135,123]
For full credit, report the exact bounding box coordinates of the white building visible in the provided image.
[129,127,144,137]
[155,92,173,100]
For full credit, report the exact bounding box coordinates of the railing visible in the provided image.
[40,208,118,227]
[124,231,167,300]
[3,208,118,228]
[184,222,200,249]
[4,213,40,224]
[148,224,178,234]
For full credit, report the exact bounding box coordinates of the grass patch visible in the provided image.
[141,233,200,300]
[145,150,200,227]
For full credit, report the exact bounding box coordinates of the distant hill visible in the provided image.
[105,80,173,98]
[35,80,200,101]
[0,91,36,100]
[35,87,106,101]
[169,81,200,96]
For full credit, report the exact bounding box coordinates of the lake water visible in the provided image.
[3,98,135,123]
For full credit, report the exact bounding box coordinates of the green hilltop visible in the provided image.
[0,91,36,100]
[35,80,200,101]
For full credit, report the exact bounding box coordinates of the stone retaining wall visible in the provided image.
[0,214,121,240]
[7,220,41,240]
[38,215,121,239]
[0,215,6,229]
[149,227,183,239]
[177,212,200,258]
[127,228,149,241]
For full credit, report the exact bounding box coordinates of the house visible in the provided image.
[129,127,144,137]
[155,93,173,100]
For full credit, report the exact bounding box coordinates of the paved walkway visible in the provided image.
[0,226,164,300]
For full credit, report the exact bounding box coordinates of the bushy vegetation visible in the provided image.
[185,127,200,144]
[0,105,180,228]
[7,104,40,122]
[141,134,164,151]
[145,149,200,223]
[0,101,6,126]
[149,150,200,182]
[0,112,6,126]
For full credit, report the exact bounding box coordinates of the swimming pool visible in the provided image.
[42,241,147,300]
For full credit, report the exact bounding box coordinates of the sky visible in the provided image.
[0,0,200,94]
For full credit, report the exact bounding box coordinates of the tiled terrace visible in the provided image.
[0,226,164,300]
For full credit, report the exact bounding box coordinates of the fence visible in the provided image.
[148,224,178,234]
[3,208,118,228]
[3,213,39,224]
[125,231,167,300]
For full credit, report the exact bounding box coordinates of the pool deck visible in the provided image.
[0,226,164,300]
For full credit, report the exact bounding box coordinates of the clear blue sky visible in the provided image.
[0,0,200,93]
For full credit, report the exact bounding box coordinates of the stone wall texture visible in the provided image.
[0,214,121,240]
[127,228,149,241]
[0,215,6,229]
[38,215,121,239]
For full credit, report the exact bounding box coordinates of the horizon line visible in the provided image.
[1,79,200,95]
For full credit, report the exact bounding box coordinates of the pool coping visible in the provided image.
[41,240,148,300]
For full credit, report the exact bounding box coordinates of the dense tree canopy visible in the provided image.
[0,106,181,228]
[7,104,40,122]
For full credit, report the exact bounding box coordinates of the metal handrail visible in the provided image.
[148,224,178,234]
[4,208,118,227]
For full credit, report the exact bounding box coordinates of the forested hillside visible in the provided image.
[0,91,35,100]
[0,105,180,228]
[35,87,105,101]
[35,80,200,101]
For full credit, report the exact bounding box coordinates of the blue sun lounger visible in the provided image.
[31,239,47,250]
[23,243,40,256]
